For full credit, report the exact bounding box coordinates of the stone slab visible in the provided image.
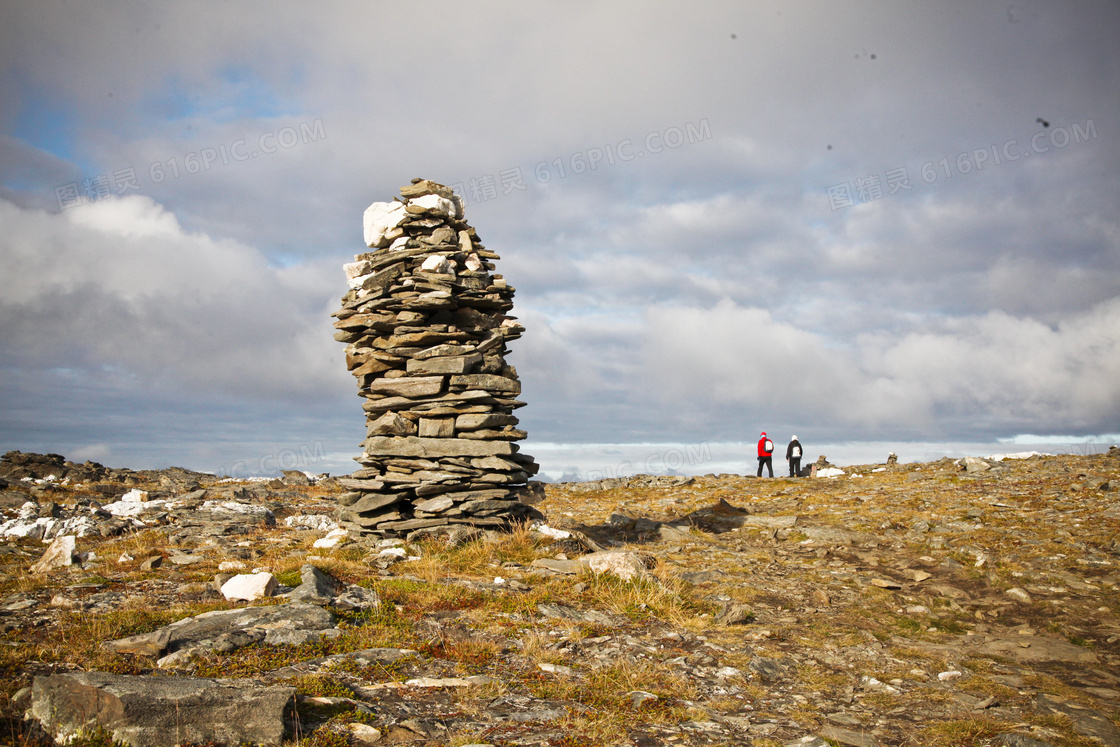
[977,636,1099,664]
[418,417,456,437]
[414,494,457,513]
[367,376,445,398]
[817,725,881,747]
[362,390,495,413]
[1035,694,1120,745]
[406,354,481,375]
[470,455,524,472]
[413,343,477,360]
[456,413,518,430]
[30,672,294,747]
[377,517,450,531]
[448,374,521,394]
[742,515,799,529]
[104,603,335,660]
[344,510,405,527]
[347,492,405,514]
[460,498,521,515]
[363,436,514,458]
[336,478,388,492]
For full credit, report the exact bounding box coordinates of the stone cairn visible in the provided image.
[331,179,539,539]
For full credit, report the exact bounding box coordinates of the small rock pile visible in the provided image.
[332,179,539,539]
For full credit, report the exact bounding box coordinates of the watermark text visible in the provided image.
[54,119,327,211]
[449,118,713,209]
[827,119,1098,211]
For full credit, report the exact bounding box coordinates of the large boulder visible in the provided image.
[29,672,294,746]
[581,550,654,582]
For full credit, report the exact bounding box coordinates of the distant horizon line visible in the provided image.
[6,434,1116,481]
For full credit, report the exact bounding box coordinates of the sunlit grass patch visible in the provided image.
[189,603,418,679]
[797,666,851,695]
[416,636,504,676]
[377,577,493,616]
[191,639,342,678]
[96,529,172,562]
[919,715,1016,746]
[958,676,1019,702]
[523,658,699,723]
[0,595,248,701]
[284,673,354,698]
[573,568,714,628]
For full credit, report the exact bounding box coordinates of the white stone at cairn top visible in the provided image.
[362,201,407,248]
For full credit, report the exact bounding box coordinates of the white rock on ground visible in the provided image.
[220,572,278,601]
[536,525,571,540]
[313,528,349,549]
[582,550,651,582]
[960,456,991,473]
[284,515,339,531]
[1,504,97,539]
[30,535,77,574]
[0,503,39,537]
[345,723,383,746]
[102,498,168,517]
[200,501,274,518]
[987,450,1050,460]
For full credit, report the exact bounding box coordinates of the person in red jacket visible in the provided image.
[756,432,774,477]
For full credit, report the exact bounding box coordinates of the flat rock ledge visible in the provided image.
[104,601,338,668]
[30,672,294,747]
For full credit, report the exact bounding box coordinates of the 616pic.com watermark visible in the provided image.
[827,118,1098,211]
[447,118,713,208]
[53,119,326,212]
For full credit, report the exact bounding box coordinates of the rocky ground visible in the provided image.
[1,448,1119,747]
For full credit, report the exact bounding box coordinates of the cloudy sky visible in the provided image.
[2,1,1118,480]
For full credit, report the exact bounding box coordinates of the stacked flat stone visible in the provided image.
[332,179,539,539]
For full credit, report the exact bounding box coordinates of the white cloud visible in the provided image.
[633,296,1120,439]
[0,195,347,399]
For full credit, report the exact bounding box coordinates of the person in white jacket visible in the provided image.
[786,436,803,477]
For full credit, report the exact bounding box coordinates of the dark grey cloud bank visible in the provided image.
[1,1,1117,477]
